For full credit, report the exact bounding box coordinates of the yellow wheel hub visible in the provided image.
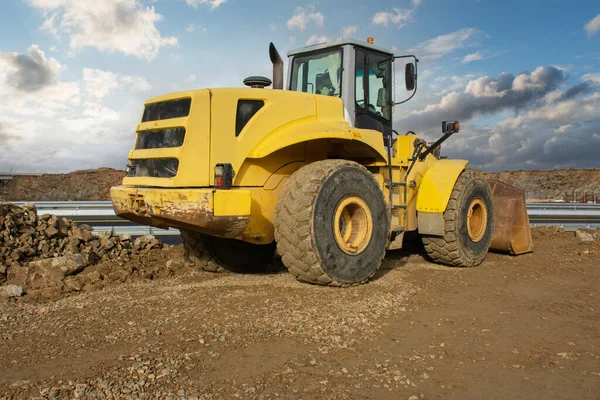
[333,195,373,255]
[467,198,487,242]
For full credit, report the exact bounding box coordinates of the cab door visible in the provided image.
[354,49,393,140]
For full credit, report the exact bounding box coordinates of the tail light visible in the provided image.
[214,163,234,189]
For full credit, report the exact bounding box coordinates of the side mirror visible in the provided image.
[405,63,416,91]
[442,121,460,135]
[393,54,418,105]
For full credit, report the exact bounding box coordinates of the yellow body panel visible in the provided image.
[214,190,251,217]
[209,89,387,187]
[122,90,211,187]
[415,159,468,213]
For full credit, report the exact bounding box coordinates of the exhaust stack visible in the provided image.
[269,42,283,90]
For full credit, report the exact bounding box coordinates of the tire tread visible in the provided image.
[274,160,387,287]
[422,169,493,268]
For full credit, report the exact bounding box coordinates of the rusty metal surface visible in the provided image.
[111,187,249,239]
[487,179,534,255]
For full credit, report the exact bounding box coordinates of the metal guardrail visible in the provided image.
[526,202,600,230]
[11,201,179,237]
[0,172,42,181]
[9,201,600,235]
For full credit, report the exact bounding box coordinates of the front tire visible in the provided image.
[274,160,389,287]
[422,169,494,267]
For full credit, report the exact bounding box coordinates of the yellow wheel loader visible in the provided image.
[110,38,533,286]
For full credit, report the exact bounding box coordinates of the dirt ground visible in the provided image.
[1,228,599,399]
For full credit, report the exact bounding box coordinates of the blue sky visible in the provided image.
[0,0,599,172]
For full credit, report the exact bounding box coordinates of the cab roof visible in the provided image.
[287,38,394,57]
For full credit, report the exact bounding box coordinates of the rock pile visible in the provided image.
[1,202,164,297]
[575,228,599,242]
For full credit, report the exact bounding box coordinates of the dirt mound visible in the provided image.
[485,168,600,201]
[0,168,125,201]
[0,203,184,301]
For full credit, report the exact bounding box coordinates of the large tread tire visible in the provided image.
[181,230,277,274]
[181,230,224,272]
[274,160,390,287]
[422,168,494,268]
[204,235,276,274]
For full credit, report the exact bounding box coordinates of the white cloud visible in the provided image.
[185,0,228,9]
[430,73,479,94]
[83,68,151,100]
[306,35,329,46]
[28,0,178,61]
[409,28,481,63]
[554,124,573,134]
[40,12,60,37]
[0,44,159,172]
[512,66,563,92]
[0,44,62,92]
[342,25,357,37]
[399,66,565,132]
[551,64,574,72]
[372,9,412,26]
[0,45,80,117]
[462,52,484,63]
[584,14,600,37]
[526,92,600,123]
[287,6,324,31]
[372,1,421,27]
[186,24,207,33]
[83,68,120,100]
[582,72,600,84]
[60,103,121,133]
[120,75,151,93]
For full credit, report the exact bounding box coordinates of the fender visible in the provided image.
[416,159,468,235]
[247,119,388,163]
[416,159,468,213]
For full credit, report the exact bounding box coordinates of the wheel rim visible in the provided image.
[467,198,487,242]
[333,195,373,255]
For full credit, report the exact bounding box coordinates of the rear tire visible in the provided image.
[181,230,224,272]
[274,160,389,287]
[181,230,276,273]
[204,235,276,273]
[422,169,494,267]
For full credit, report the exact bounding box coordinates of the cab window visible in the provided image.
[290,49,343,97]
[355,50,391,121]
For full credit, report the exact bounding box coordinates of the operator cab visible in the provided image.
[287,38,417,140]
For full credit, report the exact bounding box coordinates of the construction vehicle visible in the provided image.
[110,38,533,287]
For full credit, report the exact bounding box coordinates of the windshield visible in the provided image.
[290,49,342,97]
